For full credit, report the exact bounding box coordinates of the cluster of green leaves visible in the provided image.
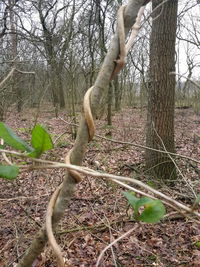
[123,191,166,223]
[0,122,53,180]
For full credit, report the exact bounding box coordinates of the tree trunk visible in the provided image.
[9,0,21,112]
[50,68,59,108]
[145,0,178,182]
[107,82,113,126]
[57,71,65,109]
[114,76,121,111]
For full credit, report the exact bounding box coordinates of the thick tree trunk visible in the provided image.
[146,0,178,182]
[50,65,66,109]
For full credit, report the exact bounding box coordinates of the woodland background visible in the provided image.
[0,0,200,266]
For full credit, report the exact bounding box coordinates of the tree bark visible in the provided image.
[9,0,21,112]
[114,76,121,111]
[146,0,178,182]
[107,82,113,126]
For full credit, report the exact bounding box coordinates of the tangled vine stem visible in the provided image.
[126,5,145,53]
[110,5,126,80]
[83,86,96,141]
[45,5,134,263]
[46,3,147,266]
[46,67,99,264]
[46,184,65,267]
[45,86,95,265]
[17,1,149,266]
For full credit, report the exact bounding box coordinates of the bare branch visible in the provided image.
[170,72,200,90]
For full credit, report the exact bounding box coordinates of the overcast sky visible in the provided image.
[177,0,200,78]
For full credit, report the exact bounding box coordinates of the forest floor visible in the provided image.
[0,106,200,267]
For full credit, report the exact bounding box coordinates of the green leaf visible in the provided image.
[138,199,166,223]
[135,197,153,214]
[194,241,200,248]
[0,122,33,152]
[29,125,53,158]
[135,197,153,208]
[0,165,19,180]
[123,192,166,223]
[28,148,42,158]
[123,191,139,210]
[0,143,4,149]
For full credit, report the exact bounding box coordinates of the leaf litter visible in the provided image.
[0,107,200,267]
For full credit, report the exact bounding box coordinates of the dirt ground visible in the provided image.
[0,107,200,267]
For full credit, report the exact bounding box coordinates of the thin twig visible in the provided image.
[58,117,200,165]
[0,148,199,219]
[0,194,49,201]
[170,72,200,90]
[106,217,118,267]
[0,139,13,165]
[96,225,139,267]
[153,126,197,198]
[0,68,35,89]
[0,68,15,88]
[15,69,35,75]
[142,0,170,25]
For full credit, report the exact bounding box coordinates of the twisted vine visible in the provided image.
[45,3,145,266]
[45,86,96,266]
[110,5,126,80]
